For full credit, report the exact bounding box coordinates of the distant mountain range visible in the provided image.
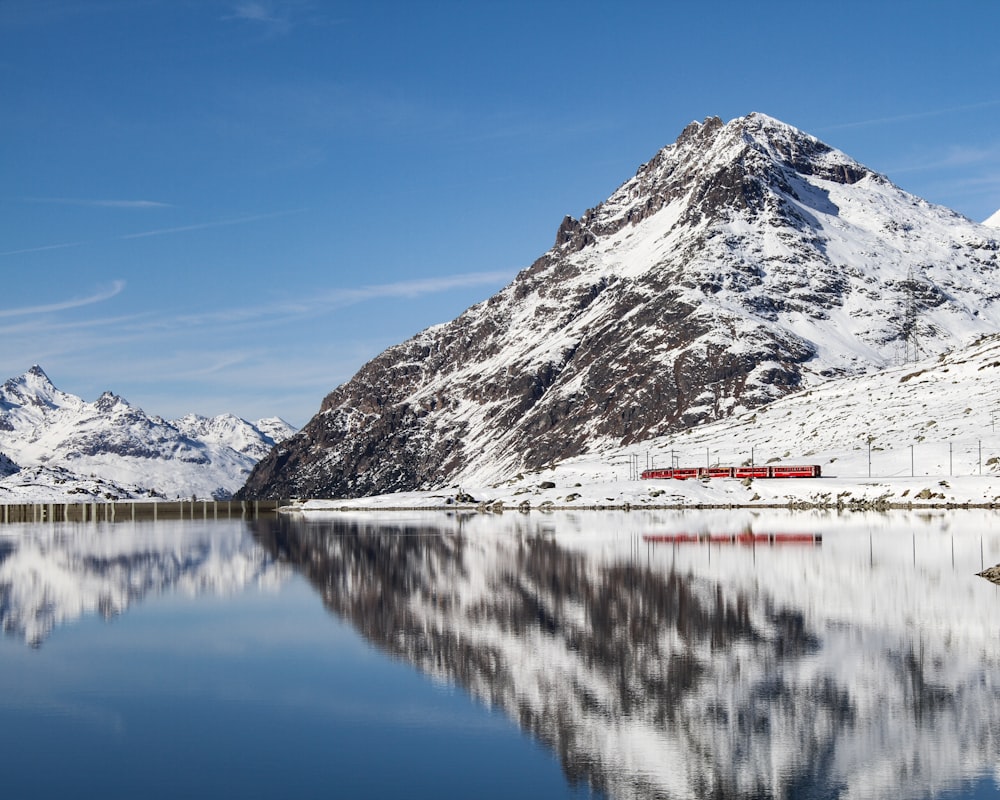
[240,112,1000,500]
[0,366,296,502]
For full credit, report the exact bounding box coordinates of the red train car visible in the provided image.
[770,464,822,478]
[733,466,770,479]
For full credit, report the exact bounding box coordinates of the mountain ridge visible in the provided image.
[239,112,1000,500]
[0,365,296,501]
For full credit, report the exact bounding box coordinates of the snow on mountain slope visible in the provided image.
[984,208,1000,228]
[252,416,297,447]
[297,329,1000,509]
[241,113,1000,500]
[0,366,296,502]
[173,413,296,461]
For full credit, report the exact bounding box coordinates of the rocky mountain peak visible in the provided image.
[93,391,126,412]
[736,112,871,184]
[676,114,725,145]
[4,364,55,399]
[552,113,874,256]
[26,364,52,382]
[1,364,78,416]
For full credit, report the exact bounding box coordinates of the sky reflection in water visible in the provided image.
[0,509,998,799]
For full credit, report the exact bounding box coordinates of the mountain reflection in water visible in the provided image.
[252,510,1000,800]
[1,511,997,799]
[0,519,286,646]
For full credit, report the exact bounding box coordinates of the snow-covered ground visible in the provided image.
[293,331,1000,512]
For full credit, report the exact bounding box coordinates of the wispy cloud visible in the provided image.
[0,240,87,257]
[119,209,302,239]
[820,99,1000,132]
[2,209,303,256]
[0,269,513,423]
[0,280,126,319]
[0,269,511,342]
[223,1,291,34]
[336,272,515,303]
[888,146,1000,176]
[24,197,172,209]
[229,1,279,22]
[170,270,516,328]
[0,310,151,339]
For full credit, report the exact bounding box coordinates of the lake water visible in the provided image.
[1,509,998,799]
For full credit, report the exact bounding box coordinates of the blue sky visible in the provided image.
[2,0,999,427]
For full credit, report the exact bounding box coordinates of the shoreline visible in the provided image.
[282,502,1000,513]
[5,474,1000,516]
[277,503,1000,514]
[282,474,1000,514]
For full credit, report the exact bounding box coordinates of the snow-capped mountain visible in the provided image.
[985,208,1000,228]
[173,412,295,461]
[0,366,296,501]
[240,112,1000,500]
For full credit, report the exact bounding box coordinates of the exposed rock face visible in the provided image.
[240,113,1000,499]
[0,452,18,479]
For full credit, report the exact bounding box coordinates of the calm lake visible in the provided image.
[1,509,998,799]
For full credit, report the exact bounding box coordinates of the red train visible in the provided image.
[640,464,821,480]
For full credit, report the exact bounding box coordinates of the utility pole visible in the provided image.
[902,267,923,364]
